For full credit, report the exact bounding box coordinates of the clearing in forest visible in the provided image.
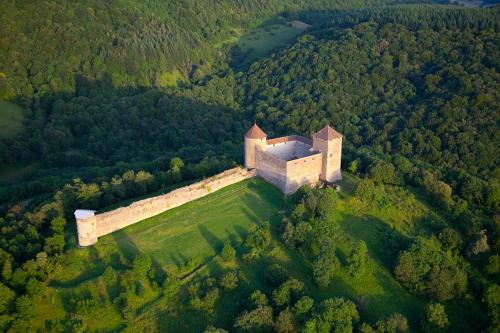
[225,21,310,70]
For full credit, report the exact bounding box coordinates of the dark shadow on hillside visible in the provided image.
[371,270,424,323]
[226,11,342,72]
[234,224,249,241]
[112,230,141,262]
[2,73,249,204]
[49,246,107,288]
[246,179,285,208]
[241,206,260,224]
[335,247,349,266]
[340,213,410,269]
[224,227,243,246]
[169,251,188,269]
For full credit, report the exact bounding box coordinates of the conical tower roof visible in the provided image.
[313,125,342,140]
[245,123,267,139]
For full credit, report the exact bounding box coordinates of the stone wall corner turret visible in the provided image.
[75,209,97,247]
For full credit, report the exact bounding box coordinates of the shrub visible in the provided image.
[394,237,467,301]
[220,271,239,290]
[0,282,15,314]
[102,267,118,286]
[133,254,152,277]
[422,303,448,332]
[162,278,180,299]
[347,241,368,278]
[234,306,274,332]
[272,279,304,307]
[275,308,296,333]
[355,179,376,201]
[264,264,288,287]
[204,326,228,333]
[369,161,400,185]
[293,296,314,317]
[220,243,236,262]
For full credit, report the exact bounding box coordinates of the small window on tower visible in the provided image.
[330,153,333,157]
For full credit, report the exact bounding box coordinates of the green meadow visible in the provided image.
[220,21,310,69]
[28,174,467,331]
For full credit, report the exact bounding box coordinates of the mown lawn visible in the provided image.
[99,178,285,273]
[43,174,454,332]
[54,178,285,286]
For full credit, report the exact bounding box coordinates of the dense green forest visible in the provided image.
[0,1,499,332]
[237,6,500,210]
[0,0,429,101]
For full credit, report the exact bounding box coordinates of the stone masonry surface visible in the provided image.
[76,167,256,246]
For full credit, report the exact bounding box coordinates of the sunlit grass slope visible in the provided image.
[37,174,462,332]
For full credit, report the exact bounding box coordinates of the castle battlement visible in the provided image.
[245,124,342,194]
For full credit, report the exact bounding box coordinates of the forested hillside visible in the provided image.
[0,3,499,333]
[237,6,500,210]
[0,0,425,101]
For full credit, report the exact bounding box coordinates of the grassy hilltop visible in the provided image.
[23,175,483,332]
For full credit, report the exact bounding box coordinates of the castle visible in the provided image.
[74,123,342,247]
[244,123,343,194]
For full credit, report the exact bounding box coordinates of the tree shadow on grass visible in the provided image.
[335,247,349,267]
[224,227,243,246]
[340,213,410,269]
[241,206,261,224]
[198,224,224,255]
[112,230,168,281]
[246,179,285,209]
[50,246,107,288]
[168,252,184,269]
[370,270,424,324]
[233,224,249,243]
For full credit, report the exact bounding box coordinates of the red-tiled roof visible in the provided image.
[245,123,267,139]
[267,135,312,146]
[313,125,342,140]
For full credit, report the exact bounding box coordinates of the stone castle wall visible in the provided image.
[285,152,323,194]
[255,148,288,193]
[255,148,323,195]
[76,167,256,246]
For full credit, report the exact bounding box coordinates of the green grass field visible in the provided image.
[219,21,310,69]
[36,174,476,331]
[0,100,26,139]
[54,178,285,285]
[98,178,284,273]
[237,23,307,64]
[157,69,185,87]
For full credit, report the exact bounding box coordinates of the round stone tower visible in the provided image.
[244,123,267,169]
[74,209,98,247]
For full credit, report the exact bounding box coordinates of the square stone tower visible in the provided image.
[312,125,343,182]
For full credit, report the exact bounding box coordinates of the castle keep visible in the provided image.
[245,123,343,194]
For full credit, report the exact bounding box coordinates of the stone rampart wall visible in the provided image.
[76,167,256,246]
[255,149,287,193]
[285,153,323,194]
